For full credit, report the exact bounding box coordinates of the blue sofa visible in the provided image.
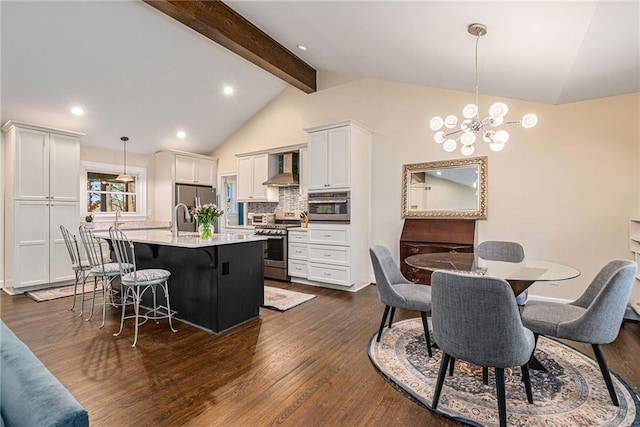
[0,321,89,427]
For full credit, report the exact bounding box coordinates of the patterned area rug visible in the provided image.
[26,284,102,302]
[368,318,639,426]
[263,286,316,311]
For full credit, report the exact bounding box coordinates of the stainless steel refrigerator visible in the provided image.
[175,184,218,232]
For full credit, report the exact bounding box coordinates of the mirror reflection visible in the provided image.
[402,156,487,219]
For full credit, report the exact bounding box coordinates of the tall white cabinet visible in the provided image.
[301,120,371,291]
[2,121,83,293]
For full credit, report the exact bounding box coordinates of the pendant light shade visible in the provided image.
[116,136,134,182]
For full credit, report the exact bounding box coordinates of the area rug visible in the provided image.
[263,286,316,311]
[368,318,639,426]
[26,283,102,302]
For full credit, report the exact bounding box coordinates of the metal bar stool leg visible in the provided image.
[162,281,177,333]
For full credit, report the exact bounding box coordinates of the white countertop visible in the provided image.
[99,229,267,248]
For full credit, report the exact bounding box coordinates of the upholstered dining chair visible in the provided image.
[60,225,92,316]
[79,225,127,328]
[476,240,528,305]
[109,227,177,347]
[369,245,433,357]
[521,259,637,406]
[431,270,535,427]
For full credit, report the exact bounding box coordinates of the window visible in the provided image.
[81,161,147,220]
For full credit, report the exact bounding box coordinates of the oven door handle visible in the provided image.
[308,199,348,204]
[264,236,285,240]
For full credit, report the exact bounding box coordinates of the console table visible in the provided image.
[400,218,475,285]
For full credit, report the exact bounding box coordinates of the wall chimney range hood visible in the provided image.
[263,152,299,187]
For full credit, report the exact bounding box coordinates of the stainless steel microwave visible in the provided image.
[307,191,350,222]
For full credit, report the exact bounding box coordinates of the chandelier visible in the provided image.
[429,23,538,156]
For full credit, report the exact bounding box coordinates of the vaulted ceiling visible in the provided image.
[2,1,638,155]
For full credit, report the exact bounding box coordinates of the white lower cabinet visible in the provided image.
[288,230,308,279]
[11,200,78,288]
[307,223,352,287]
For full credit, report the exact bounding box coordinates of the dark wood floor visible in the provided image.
[1,281,639,426]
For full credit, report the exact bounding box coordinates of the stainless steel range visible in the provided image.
[253,210,303,281]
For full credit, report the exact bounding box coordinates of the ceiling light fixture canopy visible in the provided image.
[116,136,134,182]
[430,23,537,156]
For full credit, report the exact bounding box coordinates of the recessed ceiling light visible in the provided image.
[177,130,186,139]
[223,86,234,95]
[297,45,308,51]
[71,106,84,116]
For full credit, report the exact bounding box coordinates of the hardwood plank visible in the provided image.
[143,0,317,94]
[1,281,638,426]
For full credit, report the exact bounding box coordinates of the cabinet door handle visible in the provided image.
[410,247,419,253]
[324,272,332,276]
[323,234,331,237]
[324,254,331,257]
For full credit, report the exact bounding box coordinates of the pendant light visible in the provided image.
[116,136,134,182]
[430,23,538,156]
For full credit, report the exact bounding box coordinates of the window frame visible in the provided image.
[80,161,147,221]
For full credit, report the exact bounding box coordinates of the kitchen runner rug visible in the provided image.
[368,318,639,427]
[26,283,103,302]
[263,286,316,311]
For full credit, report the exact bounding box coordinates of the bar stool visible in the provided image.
[108,227,177,347]
[60,225,92,316]
[79,225,129,328]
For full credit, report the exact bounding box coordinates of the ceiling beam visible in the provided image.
[143,0,317,93]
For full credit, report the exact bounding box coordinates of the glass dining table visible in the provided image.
[405,252,581,372]
[405,252,580,296]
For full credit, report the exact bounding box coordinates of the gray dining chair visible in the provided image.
[431,270,535,427]
[521,259,637,406]
[476,240,528,305]
[369,245,433,357]
[109,227,177,347]
[60,225,92,316]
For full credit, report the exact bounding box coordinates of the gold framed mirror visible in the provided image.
[402,156,487,219]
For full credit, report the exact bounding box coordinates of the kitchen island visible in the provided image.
[111,230,266,333]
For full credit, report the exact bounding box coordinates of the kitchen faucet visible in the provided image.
[173,203,191,237]
[115,208,122,228]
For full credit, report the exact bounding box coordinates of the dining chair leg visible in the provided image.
[495,367,507,427]
[419,311,433,357]
[86,277,99,321]
[79,271,88,317]
[151,285,159,324]
[100,278,109,328]
[449,357,455,376]
[432,352,451,410]
[592,344,619,406]
[388,307,396,328]
[69,271,80,311]
[483,367,489,385]
[132,287,142,347]
[114,285,130,338]
[377,305,391,342]
[162,281,177,333]
[521,363,533,404]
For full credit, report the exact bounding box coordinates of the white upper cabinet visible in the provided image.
[307,125,350,190]
[10,126,80,201]
[175,154,216,186]
[237,154,278,202]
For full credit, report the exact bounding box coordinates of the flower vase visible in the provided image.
[199,223,214,239]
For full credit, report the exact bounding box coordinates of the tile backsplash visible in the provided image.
[248,187,307,213]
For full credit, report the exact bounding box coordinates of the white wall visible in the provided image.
[212,72,640,302]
